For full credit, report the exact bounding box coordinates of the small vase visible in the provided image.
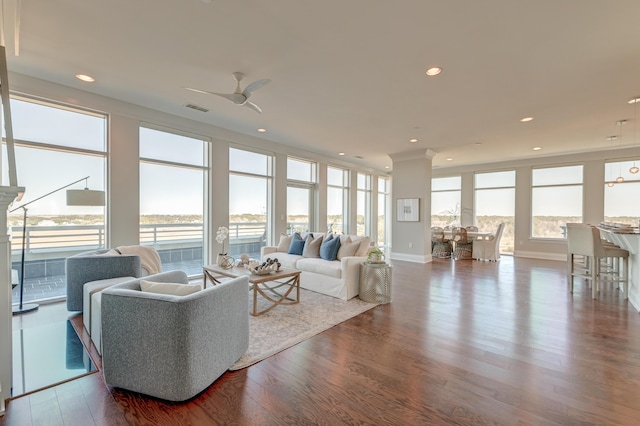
[217,254,235,270]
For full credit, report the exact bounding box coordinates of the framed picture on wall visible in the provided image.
[397,198,419,222]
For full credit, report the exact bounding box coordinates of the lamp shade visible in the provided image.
[66,188,105,206]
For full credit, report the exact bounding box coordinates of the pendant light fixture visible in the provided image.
[615,119,627,183]
[628,96,640,174]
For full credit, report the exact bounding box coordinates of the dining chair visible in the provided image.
[465,225,479,240]
[452,227,473,260]
[431,227,452,258]
[471,223,505,261]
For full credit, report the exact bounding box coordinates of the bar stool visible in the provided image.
[567,224,629,299]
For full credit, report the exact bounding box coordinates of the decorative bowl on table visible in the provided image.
[244,257,281,275]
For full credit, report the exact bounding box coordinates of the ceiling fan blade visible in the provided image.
[213,92,246,104]
[242,78,271,97]
[244,101,263,113]
[184,87,217,95]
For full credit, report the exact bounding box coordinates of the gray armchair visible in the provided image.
[100,271,249,402]
[65,249,142,311]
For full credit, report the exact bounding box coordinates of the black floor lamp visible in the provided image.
[9,176,105,315]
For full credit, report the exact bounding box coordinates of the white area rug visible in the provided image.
[230,288,379,370]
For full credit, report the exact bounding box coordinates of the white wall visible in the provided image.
[389,150,435,263]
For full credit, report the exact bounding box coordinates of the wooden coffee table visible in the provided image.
[203,264,301,316]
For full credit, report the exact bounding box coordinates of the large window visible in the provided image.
[532,165,583,238]
[431,176,461,227]
[287,157,316,233]
[3,96,107,304]
[474,170,515,254]
[378,177,390,247]
[229,148,272,258]
[357,173,372,237]
[604,160,640,224]
[140,126,208,276]
[327,166,348,233]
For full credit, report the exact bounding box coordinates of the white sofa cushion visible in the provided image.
[296,258,342,279]
[274,253,302,269]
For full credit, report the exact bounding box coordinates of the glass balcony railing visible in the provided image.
[10,222,268,305]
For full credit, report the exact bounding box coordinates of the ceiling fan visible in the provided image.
[185,72,271,113]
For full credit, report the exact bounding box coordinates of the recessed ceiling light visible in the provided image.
[409,138,418,143]
[520,117,534,122]
[446,158,453,161]
[338,152,345,156]
[75,74,95,82]
[533,146,542,151]
[385,166,390,169]
[628,96,640,104]
[257,128,266,133]
[425,67,442,76]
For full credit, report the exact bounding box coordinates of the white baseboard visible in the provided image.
[514,250,567,262]
[390,252,432,263]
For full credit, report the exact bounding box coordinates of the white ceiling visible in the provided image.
[3,0,640,172]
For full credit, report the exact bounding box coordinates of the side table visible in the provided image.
[359,262,392,303]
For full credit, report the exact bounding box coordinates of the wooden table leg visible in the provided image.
[203,269,223,288]
[251,275,301,316]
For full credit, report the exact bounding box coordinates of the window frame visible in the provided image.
[530,164,583,240]
[139,124,210,277]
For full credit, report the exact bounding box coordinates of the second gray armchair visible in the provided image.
[100,270,249,402]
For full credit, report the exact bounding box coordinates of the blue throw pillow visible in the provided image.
[288,232,305,255]
[320,234,341,260]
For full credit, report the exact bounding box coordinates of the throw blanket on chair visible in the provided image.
[115,245,162,275]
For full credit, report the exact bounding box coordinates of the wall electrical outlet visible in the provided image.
[408,242,413,248]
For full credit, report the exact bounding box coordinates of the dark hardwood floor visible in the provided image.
[2,256,640,425]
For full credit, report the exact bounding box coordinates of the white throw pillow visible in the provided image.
[355,237,372,256]
[95,249,119,256]
[302,234,323,258]
[337,239,360,260]
[276,233,293,252]
[140,280,201,296]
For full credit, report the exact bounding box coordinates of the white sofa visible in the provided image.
[261,232,371,300]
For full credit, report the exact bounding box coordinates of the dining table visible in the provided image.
[443,230,493,240]
[441,229,494,260]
